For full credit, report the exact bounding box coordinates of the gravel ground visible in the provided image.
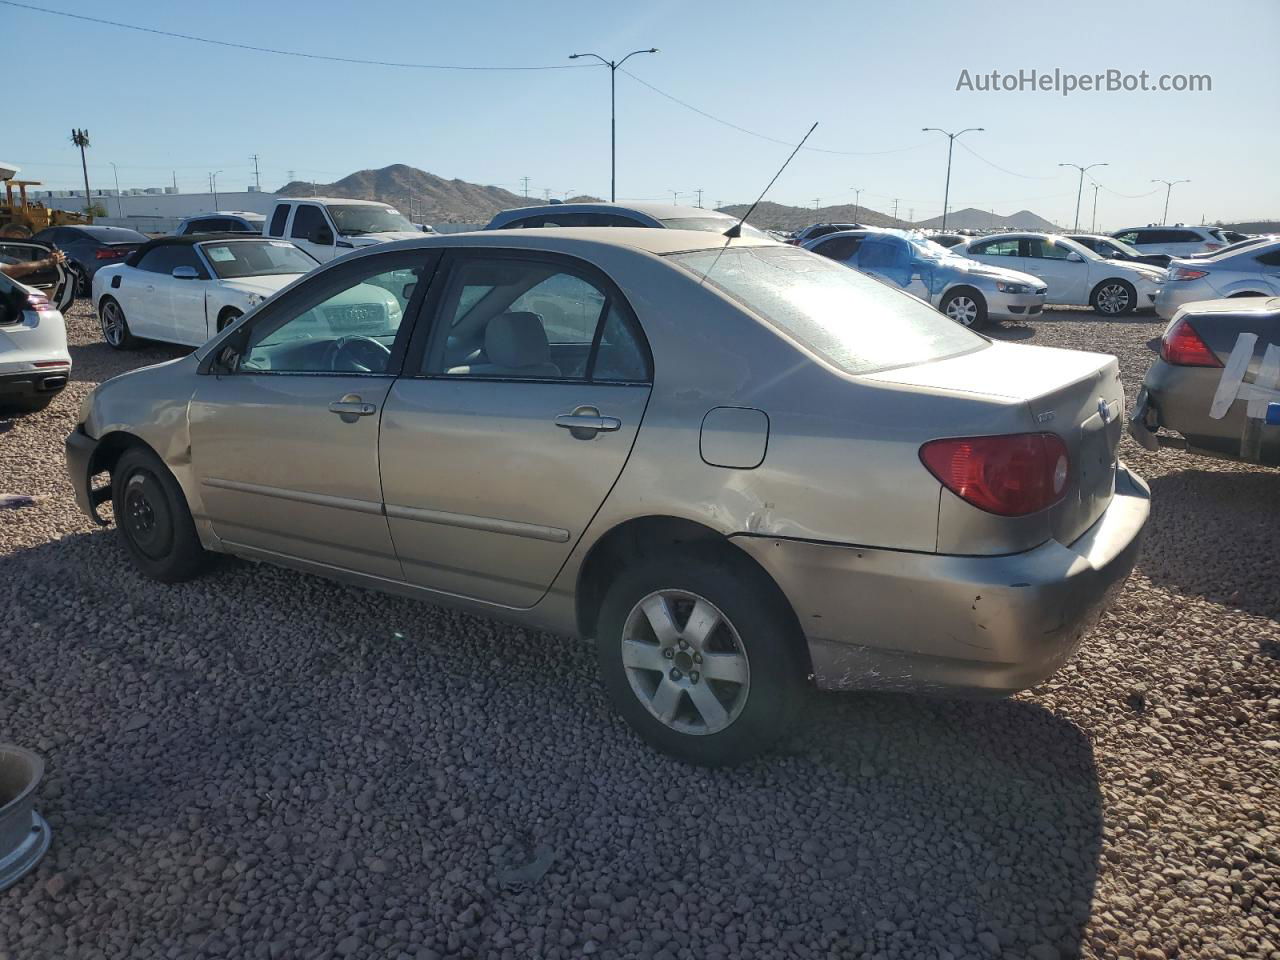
[1,302,1276,960]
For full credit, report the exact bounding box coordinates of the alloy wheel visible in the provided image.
[1096,284,1130,315]
[101,301,124,346]
[945,296,979,326]
[620,589,750,736]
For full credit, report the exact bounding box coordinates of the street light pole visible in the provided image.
[568,48,658,202]
[1058,162,1107,232]
[850,187,863,223]
[922,127,983,231]
[1090,181,1100,233]
[1151,178,1190,224]
[109,162,123,218]
[209,170,222,210]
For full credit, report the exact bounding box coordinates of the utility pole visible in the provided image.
[544,188,551,201]
[850,187,863,223]
[922,126,984,231]
[1151,178,1190,224]
[715,199,723,211]
[908,208,914,223]
[172,171,178,192]
[287,169,296,183]
[695,188,703,208]
[249,154,262,191]
[670,190,681,204]
[812,198,821,211]
[568,47,659,202]
[70,128,92,214]
[892,198,900,221]
[1058,162,1107,232]
[208,171,222,209]
[520,176,531,197]
[1090,181,1100,233]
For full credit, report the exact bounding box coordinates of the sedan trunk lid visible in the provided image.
[864,341,1124,548]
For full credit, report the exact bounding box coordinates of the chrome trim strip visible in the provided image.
[385,503,570,543]
[201,477,384,516]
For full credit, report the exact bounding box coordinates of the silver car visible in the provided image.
[1154,239,1280,319]
[66,230,1150,765]
[484,201,771,239]
[804,229,1047,327]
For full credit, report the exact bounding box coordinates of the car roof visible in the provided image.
[58,225,147,239]
[280,196,394,207]
[375,227,775,257]
[131,233,278,256]
[184,211,264,220]
[1112,225,1216,233]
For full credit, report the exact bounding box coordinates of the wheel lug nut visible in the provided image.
[670,668,682,681]
[689,671,700,684]
[693,653,702,664]
[678,639,688,650]
[663,648,674,660]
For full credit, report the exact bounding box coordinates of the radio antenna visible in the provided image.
[724,121,819,238]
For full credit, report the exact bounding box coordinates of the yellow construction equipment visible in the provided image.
[1,162,92,233]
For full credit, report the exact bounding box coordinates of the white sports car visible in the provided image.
[92,236,328,349]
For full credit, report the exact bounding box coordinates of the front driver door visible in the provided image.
[379,250,653,607]
[188,248,438,578]
[0,241,73,312]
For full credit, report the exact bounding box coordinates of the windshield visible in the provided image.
[661,217,770,240]
[326,204,416,236]
[201,240,318,279]
[82,226,148,243]
[668,245,985,375]
[1095,236,1143,258]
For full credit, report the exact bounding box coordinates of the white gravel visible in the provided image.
[0,302,1276,960]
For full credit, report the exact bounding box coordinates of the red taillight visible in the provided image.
[1160,317,1222,367]
[95,247,127,260]
[920,433,1070,517]
[1204,242,1222,251]
[1168,267,1208,281]
[33,361,68,368]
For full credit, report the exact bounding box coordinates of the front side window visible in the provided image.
[267,205,290,237]
[291,205,330,242]
[668,245,984,376]
[239,255,427,374]
[972,238,1020,257]
[201,240,318,279]
[136,245,207,277]
[424,256,649,382]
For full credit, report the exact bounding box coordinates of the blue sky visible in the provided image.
[9,0,1279,227]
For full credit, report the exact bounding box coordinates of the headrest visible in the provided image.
[485,312,550,369]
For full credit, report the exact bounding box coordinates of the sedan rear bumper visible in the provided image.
[0,367,69,400]
[732,464,1150,696]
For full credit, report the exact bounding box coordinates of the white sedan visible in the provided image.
[952,232,1165,316]
[92,237,324,349]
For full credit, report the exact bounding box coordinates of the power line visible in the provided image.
[0,1,594,71]
[955,140,1058,181]
[618,68,930,158]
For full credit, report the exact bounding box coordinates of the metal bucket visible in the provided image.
[0,745,51,891]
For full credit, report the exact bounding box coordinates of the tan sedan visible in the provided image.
[67,229,1149,765]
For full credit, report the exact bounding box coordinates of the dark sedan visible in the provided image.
[32,224,149,297]
[1067,234,1171,269]
[1130,297,1280,466]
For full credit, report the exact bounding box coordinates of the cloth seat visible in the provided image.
[446,311,561,378]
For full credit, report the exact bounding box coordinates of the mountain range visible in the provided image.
[275,164,1063,232]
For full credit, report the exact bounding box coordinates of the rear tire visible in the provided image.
[596,546,807,766]
[940,288,988,328]
[99,296,138,350]
[111,446,209,583]
[1091,279,1136,316]
[216,308,243,333]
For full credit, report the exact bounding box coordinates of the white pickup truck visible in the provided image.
[263,197,423,263]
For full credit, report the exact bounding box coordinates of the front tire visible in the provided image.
[1091,279,1136,316]
[216,308,242,333]
[940,288,988,328]
[111,446,209,583]
[596,547,807,766]
[98,296,138,350]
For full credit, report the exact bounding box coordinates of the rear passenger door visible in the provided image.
[379,250,653,607]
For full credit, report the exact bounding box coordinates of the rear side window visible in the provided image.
[813,236,862,261]
[267,204,290,237]
[971,238,1020,256]
[1113,230,1140,244]
[1255,250,1280,267]
[669,245,984,375]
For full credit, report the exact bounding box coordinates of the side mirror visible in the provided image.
[1066,251,1085,263]
[172,265,199,279]
[310,227,334,246]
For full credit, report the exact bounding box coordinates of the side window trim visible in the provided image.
[405,248,652,385]
[210,249,441,378]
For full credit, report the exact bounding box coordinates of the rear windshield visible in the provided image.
[668,245,985,374]
[661,217,769,240]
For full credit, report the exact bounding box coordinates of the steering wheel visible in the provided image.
[326,335,391,373]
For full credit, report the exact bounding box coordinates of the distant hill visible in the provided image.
[715,200,909,231]
[914,207,1062,231]
[276,164,534,224]
[1218,220,1280,233]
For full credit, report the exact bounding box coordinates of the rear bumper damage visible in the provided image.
[733,464,1150,696]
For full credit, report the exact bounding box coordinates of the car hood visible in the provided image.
[938,258,1044,286]
[217,275,301,298]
